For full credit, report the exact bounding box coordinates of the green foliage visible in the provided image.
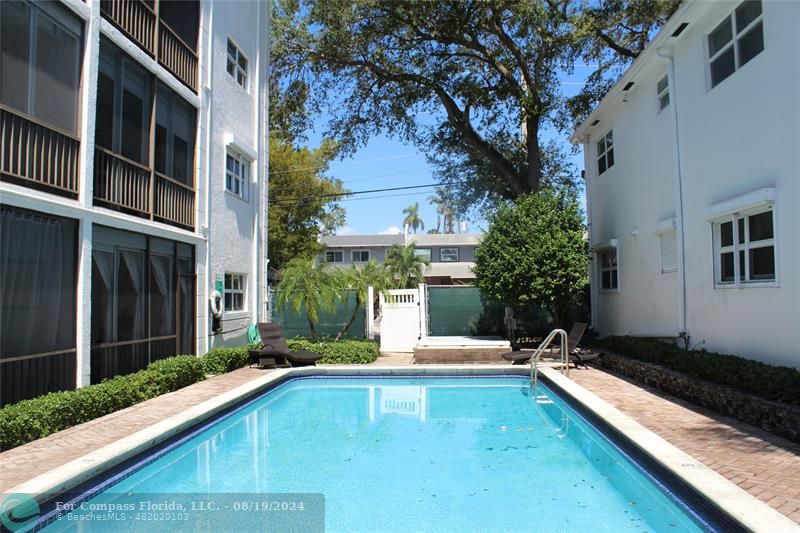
[276,257,341,338]
[402,202,425,233]
[268,136,347,270]
[474,188,588,327]
[334,261,390,339]
[201,346,251,375]
[0,356,205,450]
[384,243,429,289]
[288,338,379,365]
[595,336,800,406]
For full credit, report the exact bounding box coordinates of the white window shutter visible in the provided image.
[660,230,678,272]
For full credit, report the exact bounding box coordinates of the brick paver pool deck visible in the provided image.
[1,362,798,526]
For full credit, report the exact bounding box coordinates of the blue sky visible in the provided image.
[303,65,594,236]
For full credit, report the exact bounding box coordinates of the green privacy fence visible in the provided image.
[427,286,500,336]
[270,289,366,339]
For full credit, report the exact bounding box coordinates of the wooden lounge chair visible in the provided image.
[250,323,324,368]
[502,322,599,367]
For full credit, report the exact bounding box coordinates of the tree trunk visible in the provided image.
[308,315,318,339]
[336,304,361,341]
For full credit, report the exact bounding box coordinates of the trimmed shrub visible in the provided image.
[288,338,379,364]
[594,336,800,406]
[201,346,250,374]
[0,355,205,450]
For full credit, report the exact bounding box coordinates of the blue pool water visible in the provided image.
[39,377,710,532]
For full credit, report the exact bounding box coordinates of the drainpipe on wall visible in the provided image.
[656,46,688,340]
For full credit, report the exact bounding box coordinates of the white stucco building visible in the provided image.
[0,0,269,405]
[572,0,799,368]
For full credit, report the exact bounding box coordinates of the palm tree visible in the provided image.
[384,243,429,289]
[335,260,390,339]
[427,188,455,233]
[402,202,424,233]
[275,257,339,338]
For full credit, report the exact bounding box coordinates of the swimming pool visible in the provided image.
[34,375,723,532]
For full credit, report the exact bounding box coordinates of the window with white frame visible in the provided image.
[440,248,459,262]
[224,273,245,311]
[351,250,370,262]
[414,248,432,262]
[226,38,248,88]
[225,149,249,200]
[325,250,343,263]
[657,75,670,111]
[596,131,614,175]
[708,0,764,89]
[713,209,774,285]
[598,249,618,290]
[660,230,677,273]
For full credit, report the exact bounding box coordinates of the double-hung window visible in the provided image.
[708,0,764,88]
[325,250,343,263]
[224,273,245,311]
[414,248,432,262]
[598,249,618,290]
[226,39,248,89]
[596,131,614,175]
[225,150,249,200]
[713,209,775,285]
[657,75,670,111]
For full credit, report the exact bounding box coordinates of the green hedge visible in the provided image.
[201,346,250,374]
[0,355,205,450]
[594,336,800,406]
[288,338,379,365]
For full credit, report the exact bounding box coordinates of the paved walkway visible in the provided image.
[0,367,270,492]
[569,367,800,524]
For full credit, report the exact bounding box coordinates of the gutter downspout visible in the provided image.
[656,46,688,341]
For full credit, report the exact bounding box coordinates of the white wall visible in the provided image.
[583,0,799,368]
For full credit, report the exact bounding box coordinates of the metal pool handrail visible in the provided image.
[530,328,569,388]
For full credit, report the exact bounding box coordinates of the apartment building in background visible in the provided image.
[572,0,798,368]
[0,0,270,405]
[320,233,482,285]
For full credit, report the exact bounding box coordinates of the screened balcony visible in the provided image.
[99,0,199,91]
[93,42,196,230]
[0,1,83,198]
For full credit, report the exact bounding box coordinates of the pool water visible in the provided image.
[40,377,708,532]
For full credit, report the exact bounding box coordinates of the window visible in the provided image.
[325,250,343,263]
[95,42,151,164]
[0,1,82,134]
[708,0,764,88]
[352,250,370,263]
[224,273,245,311]
[440,248,459,262]
[598,249,618,290]
[414,248,432,262]
[596,131,614,175]
[713,209,774,285]
[226,39,248,89]
[225,150,249,199]
[660,230,678,273]
[657,75,670,111]
[155,83,196,185]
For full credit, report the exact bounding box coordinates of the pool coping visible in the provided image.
[9,365,797,532]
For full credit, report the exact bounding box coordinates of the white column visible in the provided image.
[418,283,428,339]
[366,286,375,339]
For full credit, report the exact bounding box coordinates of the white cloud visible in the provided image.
[378,225,403,235]
[337,225,358,236]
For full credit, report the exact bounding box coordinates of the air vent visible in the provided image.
[590,119,600,126]
[672,23,689,37]
[623,81,635,91]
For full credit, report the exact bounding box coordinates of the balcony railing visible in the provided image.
[100,0,198,92]
[158,20,198,92]
[94,147,194,230]
[0,105,80,197]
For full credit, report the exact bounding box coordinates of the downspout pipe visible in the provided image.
[656,46,688,341]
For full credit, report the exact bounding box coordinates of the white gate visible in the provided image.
[379,287,424,353]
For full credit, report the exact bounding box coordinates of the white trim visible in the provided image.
[591,238,619,251]
[224,133,258,161]
[655,217,677,234]
[702,187,776,221]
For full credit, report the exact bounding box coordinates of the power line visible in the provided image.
[267,167,430,194]
[268,152,418,175]
[272,189,443,209]
[272,181,452,205]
